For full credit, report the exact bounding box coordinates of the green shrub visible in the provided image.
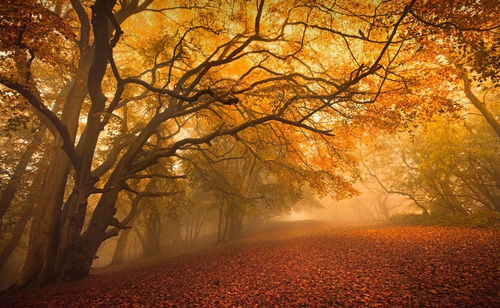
[387,210,500,229]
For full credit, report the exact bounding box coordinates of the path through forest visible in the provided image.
[2,221,499,307]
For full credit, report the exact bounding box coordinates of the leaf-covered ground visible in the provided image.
[2,222,500,307]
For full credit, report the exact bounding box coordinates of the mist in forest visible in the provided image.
[0,1,499,303]
[90,181,414,269]
[278,189,413,224]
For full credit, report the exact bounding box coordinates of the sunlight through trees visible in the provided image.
[0,0,498,292]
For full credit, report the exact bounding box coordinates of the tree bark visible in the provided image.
[0,150,48,272]
[142,204,162,257]
[217,202,225,243]
[461,70,500,139]
[61,178,122,280]
[0,127,44,220]
[110,228,131,265]
[440,174,467,214]
[13,0,157,287]
[17,66,92,288]
[0,207,32,272]
[228,204,244,240]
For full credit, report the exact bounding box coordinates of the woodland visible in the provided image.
[0,0,499,301]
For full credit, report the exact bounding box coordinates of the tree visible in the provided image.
[406,0,500,137]
[1,0,434,287]
[363,114,500,216]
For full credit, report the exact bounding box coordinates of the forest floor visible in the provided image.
[1,221,500,307]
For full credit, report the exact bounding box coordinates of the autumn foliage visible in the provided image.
[0,0,498,293]
[2,223,499,307]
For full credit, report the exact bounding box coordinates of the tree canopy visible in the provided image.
[0,0,498,289]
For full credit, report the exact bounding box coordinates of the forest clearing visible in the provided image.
[2,222,500,307]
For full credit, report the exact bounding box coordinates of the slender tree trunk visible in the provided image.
[217,202,225,243]
[135,228,146,253]
[0,153,48,271]
[192,213,205,245]
[110,228,131,265]
[0,127,45,220]
[110,202,140,265]
[142,206,161,257]
[378,194,390,219]
[223,204,232,242]
[0,207,32,271]
[229,205,243,240]
[461,70,500,139]
[441,175,466,214]
[143,231,161,257]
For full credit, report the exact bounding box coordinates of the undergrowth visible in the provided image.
[388,210,500,229]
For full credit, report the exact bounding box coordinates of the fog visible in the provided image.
[1,0,498,299]
[88,181,416,269]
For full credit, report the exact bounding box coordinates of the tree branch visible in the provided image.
[0,79,81,170]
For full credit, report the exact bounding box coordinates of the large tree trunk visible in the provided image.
[18,153,69,286]
[14,0,153,287]
[54,191,119,281]
[52,121,165,281]
[15,1,95,286]
[54,164,124,281]
[18,55,92,287]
